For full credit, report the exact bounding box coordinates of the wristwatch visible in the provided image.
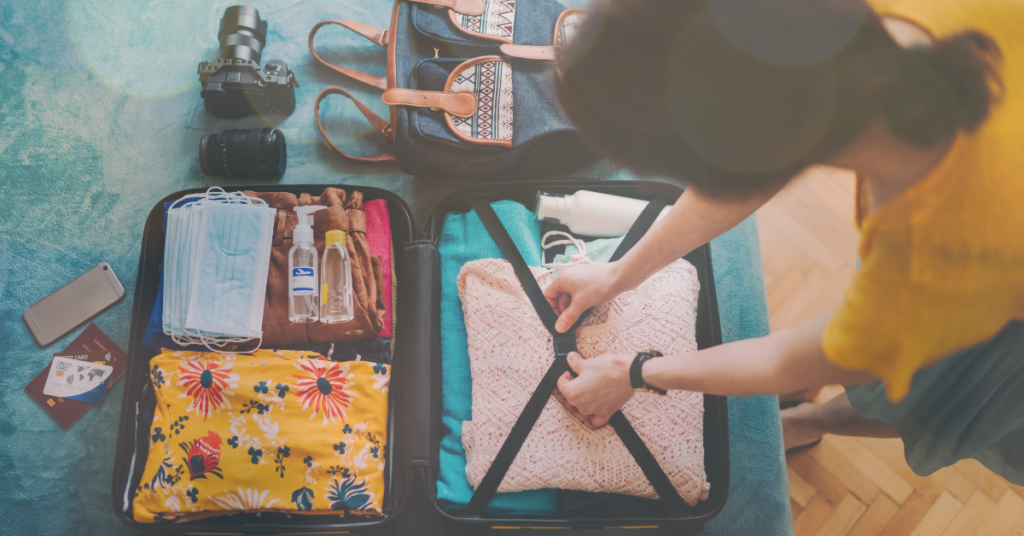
[629,350,667,396]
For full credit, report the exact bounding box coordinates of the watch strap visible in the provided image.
[630,350,665,394]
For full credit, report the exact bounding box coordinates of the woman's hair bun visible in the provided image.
[883,30,1002,147]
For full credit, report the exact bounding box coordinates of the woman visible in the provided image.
[548,0,1024,482]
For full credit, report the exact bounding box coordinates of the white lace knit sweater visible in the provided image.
[459,258,709,504]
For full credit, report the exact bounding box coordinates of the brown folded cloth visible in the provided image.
[245,188,386,346]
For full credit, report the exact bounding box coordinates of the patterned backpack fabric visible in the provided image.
[309,0,595,179]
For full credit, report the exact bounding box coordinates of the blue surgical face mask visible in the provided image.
[162,189,274,351]
[184,200,275,339]
[163,202,206,336]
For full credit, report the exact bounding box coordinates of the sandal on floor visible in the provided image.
[785,437,822,455]
[779,399,802,410]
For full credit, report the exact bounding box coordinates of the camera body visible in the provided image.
[198,6,296,119]
[198,58,295,119]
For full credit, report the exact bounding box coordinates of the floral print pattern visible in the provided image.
[179,430,224,480]
[176,360,239,420]
[326,476,374,512]
[134,349,388,523]
[292,359,356,425]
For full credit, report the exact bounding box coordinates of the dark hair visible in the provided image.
[556,0,1002,197]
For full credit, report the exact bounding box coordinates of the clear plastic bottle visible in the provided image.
[320,230,354,324]
[288,205,325,323]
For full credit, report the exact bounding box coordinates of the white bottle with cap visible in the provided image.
[535,191,671,237]
[289,205,326,323]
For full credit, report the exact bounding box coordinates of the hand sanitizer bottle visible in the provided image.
[320,230,354,324]
[289,205,326,323]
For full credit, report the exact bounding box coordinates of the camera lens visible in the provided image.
[217,6,267,63]
[199,128,286,180]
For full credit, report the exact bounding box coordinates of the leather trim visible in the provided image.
[446,9,512,44]
[442,56,514,148]
[332,20,387,45]
[553,7,587,46]
[309,20,388,90]
[499,44,557,62]
[382,89,477,118]
[314,87,397,162]
[407,0,485,17]
[387,0,400,133]
[553,7,587,75]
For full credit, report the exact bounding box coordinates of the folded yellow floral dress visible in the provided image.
[132,349,389,523]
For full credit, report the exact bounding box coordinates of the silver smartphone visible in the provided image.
[23,262,126,347]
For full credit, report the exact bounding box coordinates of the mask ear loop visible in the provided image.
[170,187,270,210]
[172,326,262,356]
[169,194,203,210]
[199,332,263,355]
[198,187,266,206]
[541,231,590,272]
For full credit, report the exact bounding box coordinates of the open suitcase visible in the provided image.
[112,179,729,535]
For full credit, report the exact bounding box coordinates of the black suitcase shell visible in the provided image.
[113,180,728,535]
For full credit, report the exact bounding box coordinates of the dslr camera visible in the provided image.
[198,6,296,119]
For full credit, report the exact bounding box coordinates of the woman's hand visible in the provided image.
[557,351,634,427]
[544,262,626,333]
[544,186,785,333]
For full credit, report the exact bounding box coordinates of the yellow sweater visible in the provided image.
[823,0,1024,400]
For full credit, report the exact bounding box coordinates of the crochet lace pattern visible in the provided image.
[459,258,709,504]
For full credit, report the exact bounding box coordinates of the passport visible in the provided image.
[24,323,128,429]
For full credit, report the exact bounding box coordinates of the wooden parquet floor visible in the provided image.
[757,167,1024,536]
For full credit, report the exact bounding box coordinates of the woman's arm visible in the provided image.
[545,183,785,332]
[644,313,878,395]
[557,313,879,427]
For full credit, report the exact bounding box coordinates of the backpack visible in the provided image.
[309,0,595,179]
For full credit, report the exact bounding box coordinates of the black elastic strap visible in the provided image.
[608,196,666,263]
[465,196,686,516]
[592,197,688,510]
[468,196,564,333]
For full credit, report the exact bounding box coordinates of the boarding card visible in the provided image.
[25,323,128,428]
[42,356,113,404]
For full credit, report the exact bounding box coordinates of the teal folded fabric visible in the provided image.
[437,200,558,516]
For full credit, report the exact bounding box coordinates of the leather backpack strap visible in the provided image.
[382,89,477,118]
[499,44,558,62]
[308,20,388,90]
[463,196,687,516]
[314,87,397,163]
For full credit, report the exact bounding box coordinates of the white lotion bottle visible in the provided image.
[535,191,671,237]
[288,205,326,323]
[320,230,354,324]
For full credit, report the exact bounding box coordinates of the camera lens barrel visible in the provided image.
[199,128,286,180]
[218,6,267,63]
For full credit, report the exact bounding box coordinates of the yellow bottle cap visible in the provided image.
[325,230,345,246]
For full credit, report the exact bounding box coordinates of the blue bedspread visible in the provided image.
[0,0,791,533]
